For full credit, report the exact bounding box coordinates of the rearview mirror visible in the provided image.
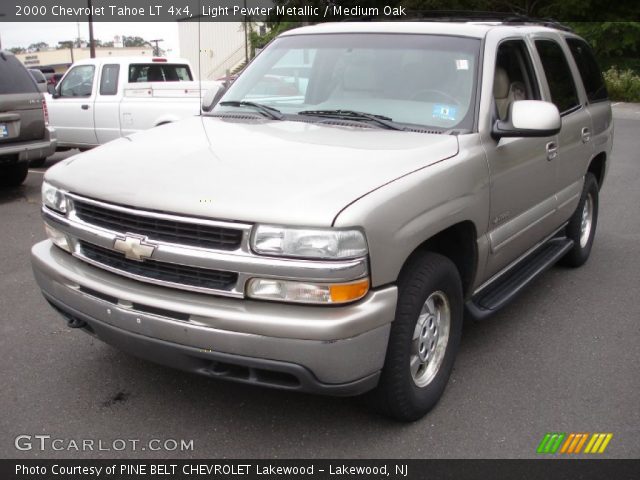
[492,100,561,140]
[201,84,227,113]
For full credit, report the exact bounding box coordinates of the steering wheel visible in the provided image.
[412,89,460,105]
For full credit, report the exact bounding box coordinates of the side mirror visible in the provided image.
[492,100,561,140]
[201,84,227,113]
[51,84,61,98]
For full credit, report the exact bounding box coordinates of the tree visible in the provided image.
[57,41,74,50]
[8,47,26,54]
[122,36,150,48]
[28,42,49,52]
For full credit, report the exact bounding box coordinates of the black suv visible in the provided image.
[0,51,56,186]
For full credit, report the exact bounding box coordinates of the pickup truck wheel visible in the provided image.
[0,160,29,187]
[29,157,47,168]
[561,173,599,267]
[370,252,463,421]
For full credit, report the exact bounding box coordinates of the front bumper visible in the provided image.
[0,126,57,162]
[31,241,397,395]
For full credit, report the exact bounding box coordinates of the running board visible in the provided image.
[466,238,574,320]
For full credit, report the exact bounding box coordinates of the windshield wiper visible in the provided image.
[218,101,284,120]
[297,109,405,131]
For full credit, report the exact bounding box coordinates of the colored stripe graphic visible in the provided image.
[538,433,613,454]
[585,433,613,454]
[537,433,565,454]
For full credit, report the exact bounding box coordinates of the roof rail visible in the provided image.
[410,10,573,31]
[339,10,573,32]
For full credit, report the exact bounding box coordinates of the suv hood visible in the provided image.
[46,116,458,226]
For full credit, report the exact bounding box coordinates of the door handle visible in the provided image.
[581,127,591,143]
[546,142,558,161]
[81,104,89,110]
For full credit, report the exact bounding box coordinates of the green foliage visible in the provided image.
[28,42,49,52]
[603,67,640,102]
[122,36,150,48]
[570,22,640,58]
[250,22,300,50]
[8,47,26,54]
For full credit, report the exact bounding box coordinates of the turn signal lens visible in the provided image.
[246,278,369,304]
[45,223,71,253]
[329,279,370,303]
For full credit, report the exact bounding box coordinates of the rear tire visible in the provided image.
[29,156,47,168]
[561,173,599,267]
[0,160,29,187]
[370,252,463,422]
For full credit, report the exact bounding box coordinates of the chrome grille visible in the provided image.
[80,241,238,292]
[74,200,243,250]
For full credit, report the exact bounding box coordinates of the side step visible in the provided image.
[465,238,574,320]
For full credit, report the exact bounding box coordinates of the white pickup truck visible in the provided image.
[44,57,218,156]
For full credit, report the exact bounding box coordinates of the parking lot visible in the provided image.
[1,103,639,459]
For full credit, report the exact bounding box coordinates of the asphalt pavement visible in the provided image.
[1,104,638,459]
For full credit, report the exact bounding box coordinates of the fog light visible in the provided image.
[45,223,71,253]
[246,278,369,304]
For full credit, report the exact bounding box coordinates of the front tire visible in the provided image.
[371,252,463,421]
[562,173,599,267]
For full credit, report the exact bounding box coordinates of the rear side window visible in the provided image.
[566,38,608,103]
[535,40,580,114]
[100,64,120,95]
[128,64,192,82]
[0,55,38,94]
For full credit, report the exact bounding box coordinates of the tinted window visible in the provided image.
[29,69,47,84]
[0,55,38,94]
[535,40,580,113]
[100,64,119,95]
[566,38,608,103]
[128,64,192,82]
[494,40,541,120]
[59,65,95,97]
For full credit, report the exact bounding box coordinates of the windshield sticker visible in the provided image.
[456,59,469,70]
[432,105,458,122]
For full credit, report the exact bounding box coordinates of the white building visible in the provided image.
[178,21,248,80]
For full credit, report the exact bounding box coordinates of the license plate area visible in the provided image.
[0,114,21,141]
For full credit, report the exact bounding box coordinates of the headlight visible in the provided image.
[42,181,67,214]
[246,278,369,304]
[251,225,367,259]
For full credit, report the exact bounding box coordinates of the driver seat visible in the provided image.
[494,67,526,120]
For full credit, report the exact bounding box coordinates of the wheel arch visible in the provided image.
[588,151,607,190]
[398,221,478,299]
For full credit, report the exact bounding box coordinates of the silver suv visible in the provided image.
[31,21,613,421]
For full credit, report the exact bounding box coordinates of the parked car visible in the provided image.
[32,21,612,421]
[45,73,64,93]
[45,57,219,150]
[28,69,49,93]
[0,51,56,185]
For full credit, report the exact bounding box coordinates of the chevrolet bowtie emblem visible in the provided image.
[113,235,157,261]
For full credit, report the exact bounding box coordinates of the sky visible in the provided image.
[0,22,180,55]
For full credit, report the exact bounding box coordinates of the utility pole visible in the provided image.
[150,39,163,56]
[243,0,249,63]
[88,0,96,57]
[59,41,74,63]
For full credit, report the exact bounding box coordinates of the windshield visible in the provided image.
[213,33,480,130]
